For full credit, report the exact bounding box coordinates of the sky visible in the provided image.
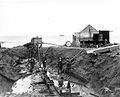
[0,0,120,47]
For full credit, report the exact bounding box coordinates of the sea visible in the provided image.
[0,35,72,48]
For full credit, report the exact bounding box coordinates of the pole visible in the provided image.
[67,81,71,97]
[37,42,42,68]
[66,58,71,97]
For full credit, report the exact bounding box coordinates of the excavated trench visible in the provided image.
[0,45,119,97]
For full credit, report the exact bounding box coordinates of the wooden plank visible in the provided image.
[87,45,119,54]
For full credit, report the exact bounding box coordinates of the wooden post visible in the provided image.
[67,81,71,97]
[37,42,41,68]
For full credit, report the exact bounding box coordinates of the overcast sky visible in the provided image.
[0,0,120,47]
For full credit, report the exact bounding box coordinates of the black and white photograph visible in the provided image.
[0,0,120,97]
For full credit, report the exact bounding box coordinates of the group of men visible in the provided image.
[23,41,72,96]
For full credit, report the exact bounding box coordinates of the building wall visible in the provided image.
[73,25,98,47]
[79,27,98,38]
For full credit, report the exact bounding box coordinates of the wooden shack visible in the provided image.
[72,25,110,48]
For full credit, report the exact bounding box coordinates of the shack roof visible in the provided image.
[78,24,98,34]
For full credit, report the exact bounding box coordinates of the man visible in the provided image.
[58,77,64,95]
[29,58,35,73]
[58,57,63,74]
[42,54,47,70]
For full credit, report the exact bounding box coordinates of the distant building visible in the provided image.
[72,25,110,47]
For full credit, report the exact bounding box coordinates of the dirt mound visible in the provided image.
[0,47,28,80]
[43,46,120,96]
[0,47,28,94]
[0,74,13,94]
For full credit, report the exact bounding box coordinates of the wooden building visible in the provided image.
[72,25,110,48]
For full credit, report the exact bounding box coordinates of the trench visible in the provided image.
[0,46,119,97]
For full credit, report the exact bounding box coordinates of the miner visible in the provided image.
[29,58,35,73]
[58,57,63,74]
